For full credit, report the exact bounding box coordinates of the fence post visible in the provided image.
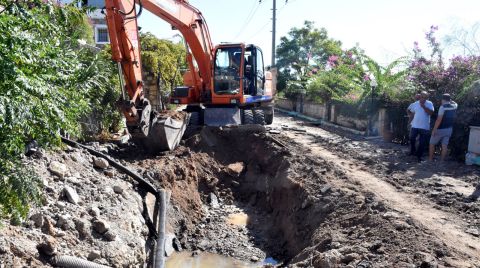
[330,104,337,123]
[378,108,387,137]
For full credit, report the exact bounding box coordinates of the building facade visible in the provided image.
[60,0,108,46]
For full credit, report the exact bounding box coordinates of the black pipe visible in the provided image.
[154,189,167,268]
[61,137,158,195]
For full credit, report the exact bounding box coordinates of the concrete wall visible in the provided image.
[303,101,327,119]
[276,97,390,138]
[336,114,367,131]
[276,98,295,110]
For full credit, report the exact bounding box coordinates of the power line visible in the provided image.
[232,0,263,41]
[246,0,290,41]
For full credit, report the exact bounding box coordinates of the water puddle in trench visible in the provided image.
[226,212,249,227]
[166,252,278,268]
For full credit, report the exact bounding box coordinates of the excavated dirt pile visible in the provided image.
[0,125,472,267]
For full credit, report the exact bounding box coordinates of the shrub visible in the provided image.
[0,0,118,221]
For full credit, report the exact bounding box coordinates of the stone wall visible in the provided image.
[142,72,163,111]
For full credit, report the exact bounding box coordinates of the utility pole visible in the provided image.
[271,0,276,67]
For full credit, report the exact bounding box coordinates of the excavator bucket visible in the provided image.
[142,113,189,152]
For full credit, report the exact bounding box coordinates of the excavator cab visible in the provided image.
[212,44,268,103]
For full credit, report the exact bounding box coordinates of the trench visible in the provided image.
[118,124,466,268]
[122,126,335,267]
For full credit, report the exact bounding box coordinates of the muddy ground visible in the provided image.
[1,111,479,267]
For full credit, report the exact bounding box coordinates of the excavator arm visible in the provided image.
[104,0,213,134]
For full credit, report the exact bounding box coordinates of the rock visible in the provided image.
[66,176,79,184]
[250,256,260,262]
[0,239,9,254]
[313,249,341,268]
[342,253,361,264]
[37,237,57,256]
[321,185,332,194]
[394,220,410,230]
[113,185,124,194]
[172,237,182,251]
[465,228,480,237]
[93,219,110,234]
[63,186,80,204]
[57,201,66,210]
[414,252,438,268]
[104,230,117,241]
[57,215,74,231]
[74,219,91,240]
[209,193,220,208]
[104,169,115,177]
[164,233,176,257]
[227,162,245,176]
[382,211,401,219]
[30,213,44,228]
[42,218,56,236]
[49,161,67,178]
[89,206,101,217]
[368,240,382,251]
[88,250,101,261]
[356,259,373,268]
[93,157,109,169]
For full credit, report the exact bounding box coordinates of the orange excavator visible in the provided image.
[101,0,275,151]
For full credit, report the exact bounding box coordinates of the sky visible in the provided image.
[138,0,480,66]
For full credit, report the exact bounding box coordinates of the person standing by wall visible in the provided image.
[429,94,458,161]
[407,91,434,161]
[407,93,421,128]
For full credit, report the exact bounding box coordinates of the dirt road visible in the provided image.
[272,112,480,266]
[3,111,480,267]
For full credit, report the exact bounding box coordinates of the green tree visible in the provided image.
[0,0,117,221]
[276,21,342,91]
[306,47,368,103]
[363,56,409,102]
[140,32,186,104]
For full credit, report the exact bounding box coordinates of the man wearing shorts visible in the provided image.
[429,94,458,161]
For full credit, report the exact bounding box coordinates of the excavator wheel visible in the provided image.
[253,109,265,125]
[242,109,254,124]
[265,107,274,125]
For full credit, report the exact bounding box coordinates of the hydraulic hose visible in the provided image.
[53,255,111,268]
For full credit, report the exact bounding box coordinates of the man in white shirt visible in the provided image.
[407,91,434,161]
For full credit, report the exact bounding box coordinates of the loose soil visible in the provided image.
[1,112,480,267]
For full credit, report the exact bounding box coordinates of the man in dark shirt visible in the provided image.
[429,94,458,161]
